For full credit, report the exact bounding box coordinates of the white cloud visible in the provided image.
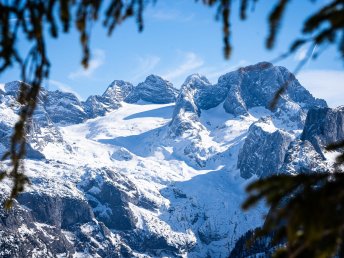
[0,83,5,92]
[199,60,249,83]
[69,49,105,79]
[131,55,161,82]
[148,9,194,22]
[294,46,308,62]
[48,80,83,100]
[162,52,204,83]
[161,52,249,87]
[151,9,179,21]
[293,44,317,67]
[297,69,344,108]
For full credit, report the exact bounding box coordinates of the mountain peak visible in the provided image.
[125,75,178,104]
[145,74,165,82]
[102,80,133,102]
[4,80,30,96]
[183,73,211,89]
[238,61,273,72]
[220,62,327,116]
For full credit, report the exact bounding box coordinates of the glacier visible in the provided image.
[0,62,341,258]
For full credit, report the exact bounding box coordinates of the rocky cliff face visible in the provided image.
[44,90,88,125]
[84,80,133,118]
[170,62,326,138]
[220,62,326,116]
[0,166,134,258]
[103,80,134,102]
[169,62,328,172]
[228,105,344,257]
[301,106,344,155]
[237,117,293,179]
[0,62,340,257]
[125,75,178,104]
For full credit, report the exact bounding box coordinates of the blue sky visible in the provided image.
[1,0,343,107]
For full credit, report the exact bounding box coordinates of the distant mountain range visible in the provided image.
[0,62,342,257]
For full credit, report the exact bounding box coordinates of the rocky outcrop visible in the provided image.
[0,193,133,257]
[170,62,327,138]
[237,117,293,179]
[169,75,204,136]
[220,62,326,116]
[104,80,134,102]
[17,193,93,229]
[44,90,88,125]
[84,80,133,118]
[125,75,178,104]
[83,95,121,118]
[281,139,329,174]
[79,169,137,231]
[182,74,228,110]
[301,106,344,155]
[4,81,32,98]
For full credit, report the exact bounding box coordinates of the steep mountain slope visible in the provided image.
[0,62,340,258]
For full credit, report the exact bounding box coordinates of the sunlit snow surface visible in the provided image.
[4,102,270,257]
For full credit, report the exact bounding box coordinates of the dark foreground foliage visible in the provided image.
[229,229,276,258]
[242,139,344,257]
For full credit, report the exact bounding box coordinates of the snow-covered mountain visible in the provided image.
[0,62,341,258]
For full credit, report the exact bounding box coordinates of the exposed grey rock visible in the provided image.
[223,84,247,116]
[4,81,31,98]
[0,193,133,258]
[17,193,93,229]
[44,90,88,125]
[0,200,75,258]
[84,80,133,118]
[170,62,327,137]
[103,80,134,102]
[182,74,227,110]
[169,74,208,137]
[125,75,178,104]
[220,62,326,116]
[29,104,70,153]
[0,81,71,158]
[83,95,121,118]
[0,166,162,257]
[301,106,344,155]
[237,117,293,179]
[79,170,136,231]
[281,139,329,174]
[0,113,46,160]
[198,219,225,244]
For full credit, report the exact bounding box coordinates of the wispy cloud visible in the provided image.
[148,9,194,22]
[161,51,249,87]
[131,55,161,82]
[69,49,105,80]
[294,46,308,62]
[293,44,317,68]
[297,69,344,108]
[162,52,204,83]
[199,60,249,83]
[49,80,83,100]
